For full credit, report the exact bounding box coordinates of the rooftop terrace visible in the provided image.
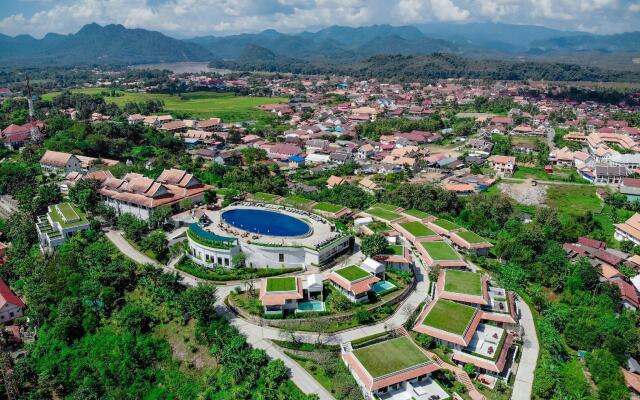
[335,265,371,282]
[420,241,461,261]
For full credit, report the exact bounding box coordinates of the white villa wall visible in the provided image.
[187,236,240,267]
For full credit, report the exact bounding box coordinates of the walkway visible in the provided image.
[511,297,539,400]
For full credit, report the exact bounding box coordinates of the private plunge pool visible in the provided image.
[372,280,397,295]
[296,301,325,313]
[221,208,312,237]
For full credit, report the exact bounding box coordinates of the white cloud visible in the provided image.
[0,0,637,38]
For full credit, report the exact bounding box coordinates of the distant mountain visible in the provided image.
[413,22,586,52]
[0,23,214,65]
[300,24,425,47]
[530,31,640,53]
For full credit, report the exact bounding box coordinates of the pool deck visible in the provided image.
[202,205,335,248]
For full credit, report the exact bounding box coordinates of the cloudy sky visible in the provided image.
[1,0,639,38]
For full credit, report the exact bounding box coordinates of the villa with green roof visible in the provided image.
[341,336,447,400]
[395,220,439,243]
[328,265,380,302]
[436,269,489,306]
[36,202,90,252]
[449,229,493,256]
[427,218,463,236]
[259,274,325,315]
[415,292,518,378]
[417,241,466,268]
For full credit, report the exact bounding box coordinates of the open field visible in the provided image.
[513,166,590,184]
[444,270,483,296]
[545,185,602,218]
[422,299,476,336]
[42,88,288,122]
[352,337,431,378]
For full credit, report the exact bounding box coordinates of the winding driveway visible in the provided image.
[107,229,538,400]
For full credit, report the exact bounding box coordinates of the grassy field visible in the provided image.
[513,166,590,184]
[366,207,403,221]
[399,221,436,237]
[422,299,476,336]
[456,230,489,244]
[266,277,297,292]
[352,337,431,378]
[545,185,602,219]
[42,88,288,122]
[335,265,370,282]
[404,209,431,219]
[444,270,483,296]
[420,241,461,261]
[431,218,461,231]
[313,202,344,213]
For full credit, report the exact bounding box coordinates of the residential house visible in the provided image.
[328,265,380,303]
[36,202,91,252]
[487,155,516,175]
[0,279,25,323]
[615,213,640,246]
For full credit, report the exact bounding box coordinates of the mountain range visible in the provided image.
[1,22,640,73]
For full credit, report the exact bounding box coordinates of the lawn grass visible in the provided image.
[284,195,313,207]
[513,166,590,184]
[404,209,431,219]
[253,192,280,202]
[400,221,436,237]
[456,229,489,244]
[352,336,431,378]
[335,265,371,282]
[420,241,461,261]
[42,88,288,122]
[545,185,602,221]
[371,202,400,211]
[422,299,477,336]
[313,202,344,213]
[383,245,404,256]
[366,207,402,221]
[266,277,297,292]
[430,218,461,231]
[444,270,483,296]
[366,221,392,233]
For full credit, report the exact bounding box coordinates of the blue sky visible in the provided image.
[1,0,639,38]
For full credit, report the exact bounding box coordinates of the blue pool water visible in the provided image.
[222,208,311,237]
[372,281,397,294]
[297,301,325,312]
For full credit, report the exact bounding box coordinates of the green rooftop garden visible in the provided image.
[419,241,461,261]
[284,195,314,207]
[335,265,370,282]
[444,270,483,296]
[456,230,489,244]
[383,245,404,256]
[266,277,297,292]
[422,299,477,336]
[366,207,402,221]
[366,221,393,233]
[399,221,436,237]
[431,218,462,231]
[371,203,400,212]
[352,337,431,378]
[404,209,431,219]
[48,203,88,228]
[312,202,344,213]
[253,192,280,202]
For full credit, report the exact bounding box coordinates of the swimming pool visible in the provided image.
[221,208,312,237]
[297,301,325,312]
[372,281,397,295]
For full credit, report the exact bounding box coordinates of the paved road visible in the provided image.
[511,297,539,400]
[108,229,537,400]
[106,229,334,399]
